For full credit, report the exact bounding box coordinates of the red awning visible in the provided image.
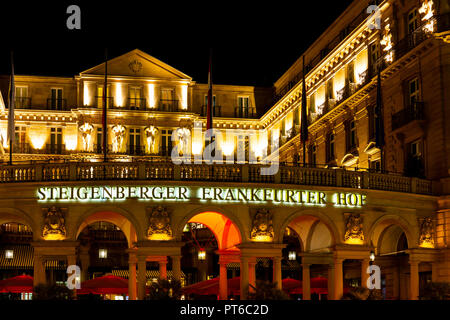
[77,275,129,295]
[0,275,33,293]
[287,276,350,295]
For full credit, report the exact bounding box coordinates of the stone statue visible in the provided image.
[176,127,191,156]
[419,217,434,247]
[145,126,158,154]
[111,125,126,153]
[79,123,94,151]
[147,206,172,239]
[344,213,364,241]
[251,209,274,241]
[42,206,66,239]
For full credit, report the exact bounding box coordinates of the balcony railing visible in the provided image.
[15,97,31,108]
[127,97,146,110]
[201,105,222,117]
[46,98,68,111]
[234,107,257,119]
[158,100,179,112]
[0,162,434,195]
[95,96,114,108]
[391,101,425,131]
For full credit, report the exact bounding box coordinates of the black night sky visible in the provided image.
[0,0,354,86]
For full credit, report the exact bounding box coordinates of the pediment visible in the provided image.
[80,49,192,81]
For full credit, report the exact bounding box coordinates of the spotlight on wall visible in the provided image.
[99,249,108,259]
[370,251,375,262]
[198,249,206,261]
[5,250,13,259]
[288,251,297,261]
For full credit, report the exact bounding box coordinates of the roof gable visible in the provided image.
[80,49,192,80]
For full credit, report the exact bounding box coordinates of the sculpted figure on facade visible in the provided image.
[145,125,159,154]
[147,206,172,240]
[419,216,434,247]
[344,213,364,242]
[79,123,94,151]
[251,209,274,241]
[176,127,191,156]
[111,125,126,153]
[42,206,67,240]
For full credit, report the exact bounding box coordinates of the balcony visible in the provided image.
[201,105,222,117]
[94,96,114,108]
[391,102,425,132]
[15,97,31,109]
[234,107,257,119]
[46,98,68,111]
[157,100,180,112]
[127,145,146,156]
[127,97,146,110]
[0,161,434,195]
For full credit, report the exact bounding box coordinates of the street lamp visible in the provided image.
[99,249,108,259]
[198,249,206,261]
[288,251,297,261]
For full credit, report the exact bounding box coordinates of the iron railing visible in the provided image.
[391,101,425,131]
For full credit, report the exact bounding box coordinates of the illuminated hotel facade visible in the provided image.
[0,0,449,300]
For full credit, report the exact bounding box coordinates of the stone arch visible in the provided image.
[277,209,339,252]
[0,207,36,238]
[174,206,244,251]
[367,215,417,254]
[74,206,140,248]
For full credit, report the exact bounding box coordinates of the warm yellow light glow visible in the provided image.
[0,127,8,148]
[64,126,78,151]
[148,83,156,108]
[354,49,368,84]
[419,0,435,33]
[284,112,293,134]
[148,233,173,241]
[180,85,188,110]
[115,83,124,107]
[43,234,66,241]
[345,237,364,245]
[221,134,235,157]
[29,127,47,149]
[419,241,435,248]
[5,250,13,259]
[315,85,326,115]
[380,24,394,63]
[83,82,91,106]
[334,67,346,99]
[252,235,273,242]
[99,249,108,259]
[288,251,296,261]
[198,249,206,261]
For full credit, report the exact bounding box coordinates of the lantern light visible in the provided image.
[198,249,206,261]
[5,250,13,259]
[370,251,375,262]
[288,251,297,261]
[99,249,108,259]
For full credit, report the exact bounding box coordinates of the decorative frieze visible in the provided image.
[42,206,67,240]
[147,206,173,240]
[251,209,274,242]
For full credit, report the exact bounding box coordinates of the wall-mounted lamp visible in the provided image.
[5,250,13,259]
[288,251,297,261]
[370,251,375,262]
[198,249,206,261]
[99,249,108,259]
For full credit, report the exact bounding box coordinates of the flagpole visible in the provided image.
[103,48,108,163]
[9,50,15,166]
[301,56,308,168]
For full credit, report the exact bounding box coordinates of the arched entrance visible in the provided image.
[181,211,242,300]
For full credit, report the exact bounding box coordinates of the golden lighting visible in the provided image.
[198,249,206,261]
[252,235,273,242]
[99,249,108,259]
[115,83,124,107]
[5,250,13,259]
[43,234,66,241]
[419,0,435,33]
[380,23,394,63]
[288,251,296,261]
[333,67,346,99]
[64,127,78,151]
[29,127,47,150]
[148,233,172,241]
[345,237,364,245]
[148,83,156,108]
[192,142,203,155]
[181,84,188,110]
[370,251,375,262]
[83,82,91,106]
[420,240,435,249]
[315,85,326,115]
[354,49,368,84]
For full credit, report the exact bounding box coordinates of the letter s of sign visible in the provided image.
[66,265,81,289]
[66,5,81,30]
[367,5,381,30]
[366,265,381,289]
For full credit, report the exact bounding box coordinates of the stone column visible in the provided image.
[248,260,256,294]
[159,258,167,280]
[302,263,311,300]
[361,259,370,288]
[333,258,344,300]
[33,254,45,288]
[240,257,249,300]
[409,260,420,300]
[273,257,282,290]
[128,254,137,300]
[327,263,335,299]
[219,262,228,300]
[172,256,181,282]
[137,257,147,300]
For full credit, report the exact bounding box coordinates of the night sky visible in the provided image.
[1,0,354,86]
